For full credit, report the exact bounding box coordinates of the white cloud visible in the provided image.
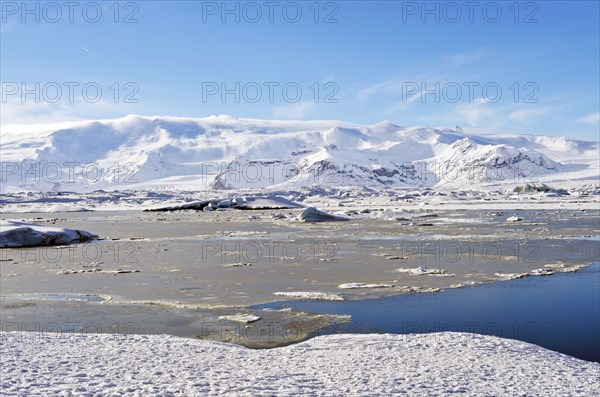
[0,98,140,125]
[576,112,600,126]
[414,101,558,131]
[456,99,501,126]
[384,90,427,115]
[444,48,488,67]
[508,107,553,123]
[271,101,316,119]
[357,74,445,106]
[357,79,415,101]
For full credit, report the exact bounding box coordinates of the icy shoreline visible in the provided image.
[1,331,598,396]
[1,185,599,213]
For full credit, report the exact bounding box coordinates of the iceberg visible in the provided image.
[297,207,349,222]
[0,220,97,248]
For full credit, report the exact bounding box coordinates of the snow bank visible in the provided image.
[1,332,598,396]
[0,220,97,248]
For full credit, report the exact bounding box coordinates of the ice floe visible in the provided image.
[396,267,452,276]
[495,272,528,280]
[529,268,555,276]
[562,265,587,272]
[273,291,345,301]
[57,268,141,275]
[399,286,443,293]
[297,207,349,222]
[218,314,261,323]
[338,283,394,289]
[545,263,587,272]
[495,265,582,280]
[224,262,253,267]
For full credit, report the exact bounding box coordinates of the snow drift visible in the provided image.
[1,332,598,396]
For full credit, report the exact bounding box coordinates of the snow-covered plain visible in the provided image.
[1,332,598,396]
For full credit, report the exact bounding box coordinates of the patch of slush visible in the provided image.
[1,332,598,396]
[555,235,600,241]
[359,234,516,241]
[1,293,108,302]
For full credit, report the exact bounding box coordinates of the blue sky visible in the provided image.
[1,0,599,139]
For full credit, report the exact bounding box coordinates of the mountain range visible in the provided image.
[1,115,597,192]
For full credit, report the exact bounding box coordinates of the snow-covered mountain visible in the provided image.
[1,115,597,192]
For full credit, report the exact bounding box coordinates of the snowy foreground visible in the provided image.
[1,332,598,396]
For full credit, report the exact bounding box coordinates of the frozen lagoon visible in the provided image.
[1,207,599,352]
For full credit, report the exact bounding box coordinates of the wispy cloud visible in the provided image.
[443,48,488,67]
[357,80,395,101]
[576,112,600,126]
[272,101,316,119]
[0,98,140,125]
[456,99,502,126]
[356,48,491,117]
[357,74,444,105]
[508,107,554,123]
[413,100,561,132]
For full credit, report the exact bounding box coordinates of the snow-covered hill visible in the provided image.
[1,115,597,192]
